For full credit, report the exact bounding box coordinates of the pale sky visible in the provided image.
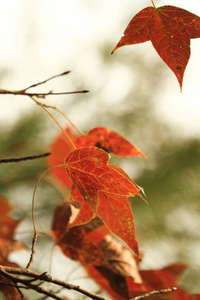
[0,0,200,135]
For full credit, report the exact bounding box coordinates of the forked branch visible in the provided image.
[0,265,177,300]
[0,71,89,98]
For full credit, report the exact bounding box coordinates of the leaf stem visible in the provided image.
[42,103,84,136]
[31,164,66,235]
[31,96,76,149]
[151,0,156,9]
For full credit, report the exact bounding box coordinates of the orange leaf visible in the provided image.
[68,185,93,227]
[47,127,75,189]
[112,5,200,89]
[86,265,147,300]
[47,126,145,188]
[0,197,25,263]
[51,201,109,266]
[140,267,193,300]
[162,263,188,279]
[75,127,146,158]
[0,197,26,300]
[65,146,141,215]
[65,146,142,255]
[69,185,140,256]
[98,193,139,257]
[52,200,143,298]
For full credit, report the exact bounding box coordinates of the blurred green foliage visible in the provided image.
[0,48,200,297]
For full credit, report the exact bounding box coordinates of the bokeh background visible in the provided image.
[0,0,200,298]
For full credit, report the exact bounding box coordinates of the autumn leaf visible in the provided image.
[47,126,145,190]
[112,5,200,90]
[52,200,142,272]
[75,127,146,158]
[65,146,142,255]
[86,265,147,300]
[52,201,109,266]
[69,185,141,256]
[65,146,141,214]
[140,266,193,300]
[52,200,143,295]
[0,197,25,263]
[68,185,94,226]
[85,263,191,300]
[0,197,26,300]
[52,200,197,300]
[47,127,75,189]
[47,126,145,185]
[161,263,188,280]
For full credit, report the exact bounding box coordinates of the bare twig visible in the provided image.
[0,153,50,164]
[0,70,89,98]
[0,265,110,300]
[0,265,178,300]
[23,71,71,91]
[0,281,28,289]
[26,232,39,269]
[0,89,89,98]
[0,267,62,300]
[132,287,177,300]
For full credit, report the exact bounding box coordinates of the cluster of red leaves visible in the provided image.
[112,5,200,90]
[51,200,200,300]
[0,197,25,300]
[47,126,145,256]
[48,127,200,299]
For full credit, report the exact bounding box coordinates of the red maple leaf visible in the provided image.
[65,146,142,256]
[0,197,26,300]
[86,265,148,300]
[86,263,194,300]
[140,266,194,300]
[69,185,140,257]
[47,126,146,191]
[0,197,25,263]
[52,201,110,266]
[112,5,200,89]
[75,127,146,158]
[46,127,75,189]
[52,199,199,299]
[52,200,143,297]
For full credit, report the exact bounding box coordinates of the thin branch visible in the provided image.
[0,153,51,164]
[0,70,89,98]
[0,281,28,289]
[24,272,48,283]
[23,71,71,91]
[26,232,39,269]
[132,287,177,300]
[0,268,62,300]
[0,266,178,300]
[0,89,89,98]
[0,265,110,300]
